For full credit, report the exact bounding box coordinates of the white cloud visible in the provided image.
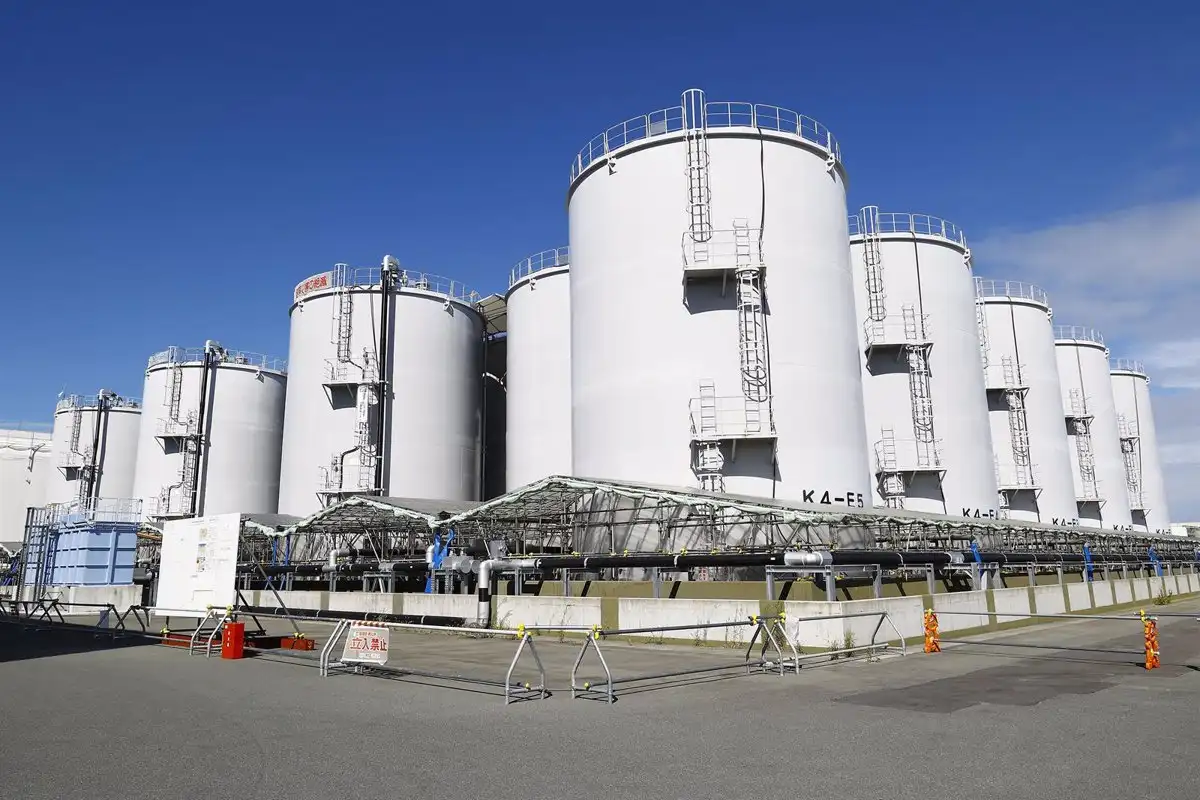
[975,195,1200,521]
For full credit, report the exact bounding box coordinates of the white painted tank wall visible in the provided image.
[133,348,287,518]
[1110,363,1170,533]
[505,256,572,490]
[278,269,483,517]
[0,428,52,548]
[850,218,997,517]
[1054,330,1132,530]
[977,282,1077,525]
[569,93,871,509]
[44,396,141,505]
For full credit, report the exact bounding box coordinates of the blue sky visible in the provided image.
[3,2,1198,513]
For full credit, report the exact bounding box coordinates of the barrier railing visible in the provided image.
[1054,325,1106,346]
[509,247,569,288]
[147,346,288,374]
[1112,358,1147,375]
[974,278,1050,306]
[848,212,966,245]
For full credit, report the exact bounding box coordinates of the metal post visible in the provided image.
[652,568,661,599]
[872,566,882,599]
[1056,566,1064,586]
[1027,564,1035,586]
[514,570,523,597]
[926,564,936,596]
[562,568,570,598]
[825,566,835,602]
[765,568,775,600]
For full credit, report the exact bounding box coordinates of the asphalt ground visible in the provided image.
[3,600,1199,800]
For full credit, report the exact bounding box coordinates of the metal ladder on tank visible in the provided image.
[355,380,378,492]
[734,220,770,403]
[693,380,725,492]
[1003,357,1033,487]
[682,89,712,244]
[67,405,83,467]
[877,429,906,509]
[1118,414,1143,508]
[975,291,990,371]
[1068,390,1099,500]
[905,311,936,455]
[160,438,198,516]
[861,205,887,324]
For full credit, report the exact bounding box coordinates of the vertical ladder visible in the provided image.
[697,379,718,438]
[696,443,725,493]
[1118,414,1142,506]
[1069,390,1098,499]
[355,384,378,491]
[682,89,712,244]
[907,344,935,445]
[877,428,905,509]
[860,206,886,323]
[166,363,184,428]
[1006,390,1033,488]
[734,221,770,403]
[68,406,82,458]
[975,296,990,370]
[901,304,923,342]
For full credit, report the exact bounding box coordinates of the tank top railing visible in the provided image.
[1054,325,1106,346]
[570,101,840,182]
[848,212,966,246]
[973,278,1049,306]
[1112,358,1147,375]
[510,247,570,288]
[147,347,287,373]
[55,394,142,413]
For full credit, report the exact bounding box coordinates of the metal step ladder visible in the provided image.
[695,442,725,493]
[355,383,378,491]
[333,264,352,363]
[697,379,718,438]
[975,289,990,371]
[682,89,712,244]
[860,205,886,323]
[68,406,82,460]
[1118,414,1142,506]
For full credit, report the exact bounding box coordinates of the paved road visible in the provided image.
[2,601,1198,800]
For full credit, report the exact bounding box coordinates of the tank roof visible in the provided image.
[974,278,1050,307]
[147,345,287,374]
[509,247,569,289]
[54,393,141,414]
[1111,358,1148,377]
[849,211,967,247]
[292,264,481,307]
[570,90,840,183]
[1053,325,1106,347]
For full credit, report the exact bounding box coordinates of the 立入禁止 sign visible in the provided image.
[340,625,390,665]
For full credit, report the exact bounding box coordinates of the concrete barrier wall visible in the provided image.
[1091,580,1114,607]
[400,593,476,619]
[52,584,143,615]
[1132,578,1151,601]
[617,598,759,644]
[1112,579,1133,605]
[1032,585,1066,616]
[327,592,402,616]
[783,597,923,648]
[1066,582,1092,612]
[931,591,989,631]
[496,595,602,630]
[1187,573,1199,593]
[992,587,1031,624]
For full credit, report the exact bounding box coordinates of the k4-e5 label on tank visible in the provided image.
[961,508,1000,519]
[1050,518,1081,527]
[802,490,866,507]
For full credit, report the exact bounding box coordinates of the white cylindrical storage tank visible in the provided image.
[849,209,997,517]
[505,247,572,490]
[0,427,53,548]
[44,392,141,505]
[277,261,484,518]
[975,280,1078,525]
[568,90,871,513]
[133,344,288,519]
[1109,360,1171,534]
[1053,327,1132,530]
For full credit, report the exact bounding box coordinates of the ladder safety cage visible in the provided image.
[682,89,712,244]
[859,206,887,323]
[1117,414,1144,508]
[1067,390,1100,502]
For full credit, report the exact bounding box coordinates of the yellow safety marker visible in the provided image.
[923,609,941,654]
[516,623,526,637]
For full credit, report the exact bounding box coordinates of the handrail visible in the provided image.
[54,393,142,413]
[509,247,570,288]
[293,265,480,305]
[147,346,288,373]
[1054,325,1106,346]
[848,212,967,245]
[974,278,1050,306]
[570,99,840,182]
[1111,358,1147,375]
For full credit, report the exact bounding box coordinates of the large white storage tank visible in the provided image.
[1109,360,1171,533]
[975,279,1078,525]
[0,427,53,549]
[44,392,141,505]
[132,343,287,520]
[278,259,484,517]
[505,247,572,490]
[569,89,871,508]
[849,208,997,517]
[1054,327,1132,530]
